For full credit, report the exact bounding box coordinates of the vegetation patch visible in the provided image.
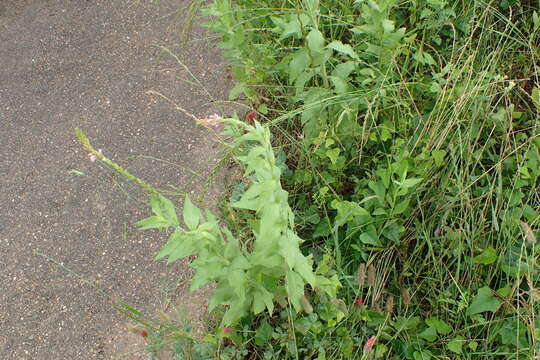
[80,0,540,358]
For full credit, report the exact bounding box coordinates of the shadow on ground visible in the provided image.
[0,0,233,358]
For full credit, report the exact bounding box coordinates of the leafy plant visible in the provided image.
[136,117,340,325]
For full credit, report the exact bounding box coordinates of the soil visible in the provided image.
[0,0,232,358]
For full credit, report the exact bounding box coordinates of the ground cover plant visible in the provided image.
[78,0,539,358]
[193,0,539,358]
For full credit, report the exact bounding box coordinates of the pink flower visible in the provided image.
[198,113,223,128]
[222,327,232,334]
[246,111,257,122]
[355,298,364,307]
[88,149,102,162]
[208,113,223,121]
[363,336,377,352]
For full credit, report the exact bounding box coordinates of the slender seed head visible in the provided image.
[357,263,366,286]
[367,264,376,286]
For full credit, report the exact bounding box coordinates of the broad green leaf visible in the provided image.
[447,336,464,354]
[289,48,311,83]
[271,16,302,41]
[313,217,332,238]
[286,270,305,311]
[425,317,452,335]
[381,19,395,33]
[432,150,447,166]
[413,350,433,360]
[419,326,437,342]
[327,40,359,59]
[233,183,264,211]
[306,29,325,54]
[360,229,380,246]
[472,247,498,265]
[329,76,349,94]
[294,251,316,286]
[159,195,179,226]
[183,196,201,231]
[331,61,357,80]
[466,286,501,316]
[326,148,340,164]
[393,316,421,332]
[255,319,273,346]
[156,231,183,259]
[332,200,369,228]
[393,199,410,215]
[382,221,402,243]
[252,285,274,315]
[223,299,249,325]
[228,83,247,100]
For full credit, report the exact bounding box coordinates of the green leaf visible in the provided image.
[306,29,325,54]
[156,231,197,264]
[447,336,464,354]
[393,316,421,332]
[395,178,423,189]
[472,247,498,265]
[286,270,305,311]
[425,317,452,335]
[271,16,302,41]
[289,48,311,82]
[413,350,433,360]
[329,76,349,94]
[327,40,359,59]
[419,326,437,342]
[135,216,170,230]
[381,19,395,33]
[313,217,332,238]
[432,150,447,166]
[159,195,179,226]
[252,285,274,315]
[255,319,273,346]
[466,286,502,316]
[332,61,356,80]
[183,196,201,231]
[393,199,410,215]
[360,228,380,246]
[326,148,340,164]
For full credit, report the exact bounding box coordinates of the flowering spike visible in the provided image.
[363,336,377,352]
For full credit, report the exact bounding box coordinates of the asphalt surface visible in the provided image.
[0,1,231,358]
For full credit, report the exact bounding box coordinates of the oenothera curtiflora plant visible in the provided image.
[75,116,339,325]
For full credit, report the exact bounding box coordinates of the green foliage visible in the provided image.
[97,0,540,358]
[136,117,339,325]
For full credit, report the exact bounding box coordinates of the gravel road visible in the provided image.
[0,0,231,358]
